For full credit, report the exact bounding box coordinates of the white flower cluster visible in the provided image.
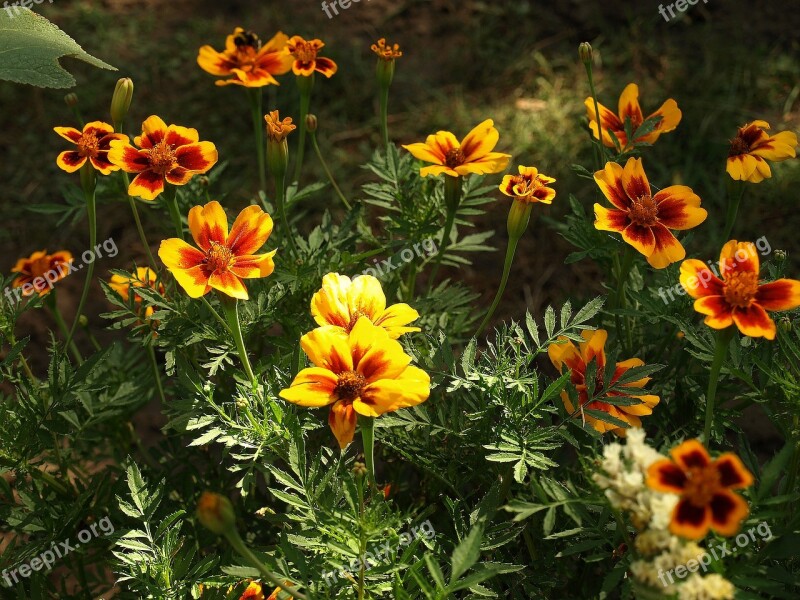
[592,429,735,600]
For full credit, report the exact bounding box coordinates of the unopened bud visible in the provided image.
[578,42,593,65]
[197,175,210,188]
[196,492,236,535]
[110,78,134,131]
[78,315,89,327]
[507,199,533,241]
[352,462,367,478]
[305,114,318,133]
[779,317,792,333]
[64,93,78,108]
[774,250,787,263]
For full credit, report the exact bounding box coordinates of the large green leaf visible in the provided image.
[0,7,115,88]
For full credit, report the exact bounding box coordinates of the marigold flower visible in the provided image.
[108,116,218,201]
[726,120,797,183]
[264,110,296,142]
[11,250,73,297]
[54,121,127,175]
[240,581,265,600]
[285,36,337,78]
[371,38,402,61]
[647,440,753,539]
[585,83,681,150]
[109,267,164,320]
[198,28,293,87]
[265,582,294,600]
[158,201,276,300]
[548,329,660,436]
[499,166,556,204]
[311,273,420,339]
[680,240,800,340]
[279,318,430,449]
[594,158,707,269]
[402,119,511,177]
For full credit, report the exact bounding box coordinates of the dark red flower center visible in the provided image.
[292,40,318,63]
[77,133,101,158]
[728,136,750,157]
[335,370,366,402]
[683,465,721,507]
[723,271,759,308]
[204,241,233,273]
[148,142,177,174]
[445,147,466,168]
[628,196,659,227]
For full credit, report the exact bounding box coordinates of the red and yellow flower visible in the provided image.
[371,38,402,61]
[279,318,430,449]
[158,201,276,300]
[108,116,218,201]
[108,267,165,320]
[647,440,753,539]
[11,250,73,297]
[402,119,511,178]
[197,28,293,87]
[548,329,659,436]
[585,83,681,150]
[239,581,265,600]
[726,120,797,183]
[285,36,337,78]
[594,158,707,269]
[680,240,800,340]
[54,121,127,174]
[499,166,556,204]
[310,273,420,339]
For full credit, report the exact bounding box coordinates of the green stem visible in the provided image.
[224,531,307,599]
[165,186,184,240]
[379,82,390,148]
[47,294,83,364]
[124,176,158,272]
[310,131,351,210]
[722,185,746,241]
[65,164,97,350]
[476,235,519,337]
[405,262,417,300]
[584,59,609,169]
[200,297,232,335]
[614,245,635,353]
[359,415,376,488]
[427,175,462,291]
[249,88,267,197]
[275,172,299,258]
[293,75,314,184]
[147,345,166,405]
[219,296,257,388]
[704,328,734,443]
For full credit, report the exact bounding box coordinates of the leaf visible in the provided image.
[450,520,484,584]
[0,8,115,88]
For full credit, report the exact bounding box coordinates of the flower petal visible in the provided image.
[621,223,656,257]
[579,329,607,368]
[594,204,629,232]
[694,296,734,329]
[227,205,273,255]
[654,186,707,230]
[670,499,711,540]
[128,170,165,200]
[709,490,749,536]
[714,454,754,489]
[175,142,218,173]
[188,201,228,251]
[680,259,724,299]
[197,45,237,76]
[230,250,276,279]
[646,224,685,269]
[349,317,410,381]
[547,337,585,373]
[300,326,353,373]
[593,161,630,210]
[314,56,338,78]
[56,150,86,173]
[279,367,338,407]
[374,303,421,339]
[671,439,711,470]
[328,401,357,448]
[732,304,776,340]
[208,269,248,300]
[107,141,149,173]
[719,240,759,278]
[357,366,431,416]
[165,124,200,147]
[135,115,169,149]
[755,279,800,311]
[617,83,644,130]
[459,119,499,163]
[647,459,688,493]
[621,157,650,201]
[53,126,82,144]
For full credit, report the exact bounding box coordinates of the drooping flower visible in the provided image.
[548,329,659,436]
[680,240,800,340]
[285,36,337,78]
[647,439,753,539]
[239,581,265,600]
[11,250,73,297]
[499,166,556,204]
[371,38,402,61]
[108,267,164,320]
[279,318,430,449]
[197,28,293,87]
[108,116,218,201]
[585,83,681,150]
[594,158,707,269]
[54,121,128,174]
[158,201,276,300]
[402,119,511,177]
[726,120,797,183]
[310,273,420,339]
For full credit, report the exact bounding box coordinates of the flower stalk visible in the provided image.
[249,87,268,196]
[293,74,314,183]
[219,295,257,388]
[704,327,735,443]
[427,174,462,289]
[359,414,377,487]
[308,116,351,210]
[164,185,184,240]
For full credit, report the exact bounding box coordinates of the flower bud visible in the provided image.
[774,249,787,263]
[779,316,792,333]
[264,111,295,178]
[507,199,533,240]
[306,114,318,133]
[196,492,236,535]
[578,42,593,65]
[78,315,89,327]
[197,175,210,188]
[371,39,401,88]
[64,93,78,108]
[110,78,134,130]
[352,462,367,478]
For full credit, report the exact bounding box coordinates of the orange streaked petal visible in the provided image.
[158,238,205,270]
[53,126,82,144]
[750,130,797,161]
[719,240,759,278]
[584,97,623,147]
[732,304,776,340]
[230,250,276,279]
[165,166,193,185]
[714,454,754,489]
[646,224,685,269]
[128,170,165,201]
[653,186,707,230]
[621,223,656,257]
[188,201,228,251]
[170,264,211,298]
[329,401,358,449]
[346,275,386,320]
[621,157,650,202]
[547,337,585,373]
[300,326,353,373]
[638,98,682,143]
[349,317,410,381]
[373,303,420,339]
[579,329,607,368]
[197,45,236,76]
[755,279,800,311]
[107,141,149,173]
[208,269,248,300]
[695,296,734,329]
[228,205,274,255]
[279,367,338,407]
[164,125,199,147]
[358,366,431,415]
[454,152,511,176]
[709,490,749,536]
[593,161,630,210]
[314,56,338,78]
[594,204,628,232]
[647,459,688,493]
[670,499,711,540]
[420,164,459,177]
[230,67,279,87]
[680,259,724,299]
[135,115,168,149]
[459,119,499,163]
[402,141,445,166]
[175,142,218,173]
[670,439,711,470]
[56,150,86,173]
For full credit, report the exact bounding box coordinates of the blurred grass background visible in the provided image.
[1,0,799,332]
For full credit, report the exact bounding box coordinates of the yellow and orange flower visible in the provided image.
[680,240,800,340]
[264,110,296,142]
[726,120,797,183]
[548,329,659,436]
[239,581,265,600]
[158,201,276,300]
[371,38,402,61]
[310,273,420,339]
[285,36,337,78]
[279,318,430,449]
[585,83,681,150]
[402,119,511,178]
[647,440,753,539]
[594,158,707,269]
[499,166,556,204]
[198,28,293,87]
[109,267,165,320]
[108,116,218,201]
[11,250,73,297]
[54,121,127,174]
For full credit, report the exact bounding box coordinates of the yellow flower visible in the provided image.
[285,36,337,78]
[585,83,681,151]
[371,38,402,61]
[726,120,797,183]
[11,250,73,297]
[239,581,265,600]
[264,110,296,142]
[402,119,511,177]
[54,121,127,174]
[109,267,164,319]
[310,273,420,339]
[499,166,556,204]
[158,201,276,300]
[197,28,293,87]
[279,318,430,449]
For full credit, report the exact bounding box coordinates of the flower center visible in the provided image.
[147,142,177,175]
[683,466,721,507]
[628,196,659,227]
[347,309,368,331]
[334,370,366,402]
[293,41,318,63]
[77,133,101,158]
[728,136,750,157]
[723,271,759,308]
[445,147,465,168]
[30,256,52,277]
[204,241,233,273]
